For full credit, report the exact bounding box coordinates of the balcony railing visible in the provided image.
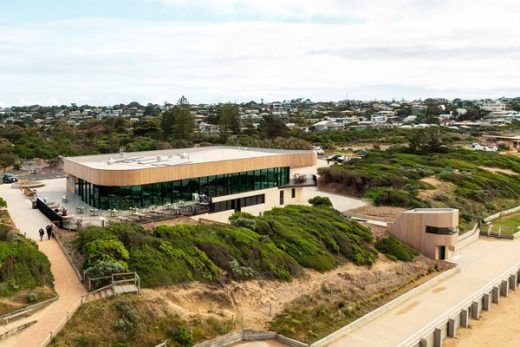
[282,173,317,188]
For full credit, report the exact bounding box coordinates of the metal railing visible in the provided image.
[0,320,37,341]
[397,263,520,347]
[36,297,83,347]
[0,296,59,325]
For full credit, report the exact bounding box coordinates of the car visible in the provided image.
[312,146,325,155]
[326,154,345,163]
[3,174,18,184]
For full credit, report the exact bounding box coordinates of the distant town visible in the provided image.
[1,97,520,132]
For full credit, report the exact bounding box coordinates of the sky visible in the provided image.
[1,0,520,106]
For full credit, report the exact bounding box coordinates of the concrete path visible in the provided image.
[0,182,86,347]
[325,237,520,347]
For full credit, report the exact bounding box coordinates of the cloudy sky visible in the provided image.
[1,0,519,106]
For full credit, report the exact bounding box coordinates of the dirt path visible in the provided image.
[0,183,86,347]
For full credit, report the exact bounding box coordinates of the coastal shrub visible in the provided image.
[0,236,54,296]
[308,196,333,207]
[82,239,129,269]
[318,147,520,225]
[169,324,193,346]
[375,236,419,262]
[78,205,378,287]
[83,260,127,279]
[229,217,256,230]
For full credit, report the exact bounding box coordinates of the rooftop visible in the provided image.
[408,208,458,214]
[64,146,313,171]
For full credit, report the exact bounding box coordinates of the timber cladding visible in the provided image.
[63,152,317,186]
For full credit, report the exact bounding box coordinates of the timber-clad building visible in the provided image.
[63,146,317,216]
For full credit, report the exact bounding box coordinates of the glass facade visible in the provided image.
[74,167,290,210]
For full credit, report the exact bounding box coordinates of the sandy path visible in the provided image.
[444,290,520,347]
[0,182,86,347]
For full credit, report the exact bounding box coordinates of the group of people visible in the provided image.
[38,224,54,242]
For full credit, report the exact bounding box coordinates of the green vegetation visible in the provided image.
[375,236,419,261]
[319,143,520,228]
[52,296,233,347]
[488,213,520,235]
[0,210,54,297]
[269,267,437,343]
[77,205,378,287]
[302,127,469,149]
[308,196,333,207]
[492,213,520,229]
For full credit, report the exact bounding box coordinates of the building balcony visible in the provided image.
[282,173,317,188]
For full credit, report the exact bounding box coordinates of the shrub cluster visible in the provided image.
[78,205,378,287]
[319,147,520,225]
[375,236,419,262]
[308,196,333,207]
[0,233,54,296]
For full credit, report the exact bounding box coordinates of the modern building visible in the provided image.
[62,146,317,218]
[482,134,520,151]
[388,208,459,260]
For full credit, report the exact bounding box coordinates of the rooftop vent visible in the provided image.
[180,152,190,160]
[107,157,115,165]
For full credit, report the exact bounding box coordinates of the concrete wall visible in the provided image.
[193,330,309,347]
[401,264,520,347]
[311,267,460,347]
[193,186,305,223]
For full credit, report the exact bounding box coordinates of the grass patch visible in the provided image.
[269,268,437,343]
[52,295,233,347]
[489,213,520,235]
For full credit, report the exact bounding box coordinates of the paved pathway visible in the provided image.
[0,182,86,347]
[326,237,520,346]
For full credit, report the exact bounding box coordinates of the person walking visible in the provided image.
[46,224,53,240]
[38,228,44,242]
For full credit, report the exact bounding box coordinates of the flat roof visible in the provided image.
[482,134,520,140]
[407,208,458,214]
[64,146,313,171]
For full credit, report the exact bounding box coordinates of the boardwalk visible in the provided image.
[0,182,86,347]
[326,237,520,346]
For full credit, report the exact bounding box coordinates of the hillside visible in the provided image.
[0,209,55,314]
[319,147,520,228]
[76,205,379,287]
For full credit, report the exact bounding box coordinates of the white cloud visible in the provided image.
[1,0,520,105]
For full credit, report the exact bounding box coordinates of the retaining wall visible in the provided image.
[311,267,460,347]
[397,263,520,347]
[192,330,308,347]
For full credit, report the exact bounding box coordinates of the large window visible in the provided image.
[73,167,290,210]
[425,225,457,235]
[212,194,265,213]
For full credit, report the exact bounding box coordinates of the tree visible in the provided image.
[0,154,16,172]
[259,114,288,139]
[133,118,161,138]
[172,96,195,142]
[160,109,176,138]
[143,104,160,117]
[219,103,240,140]
[408,128,447,154]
